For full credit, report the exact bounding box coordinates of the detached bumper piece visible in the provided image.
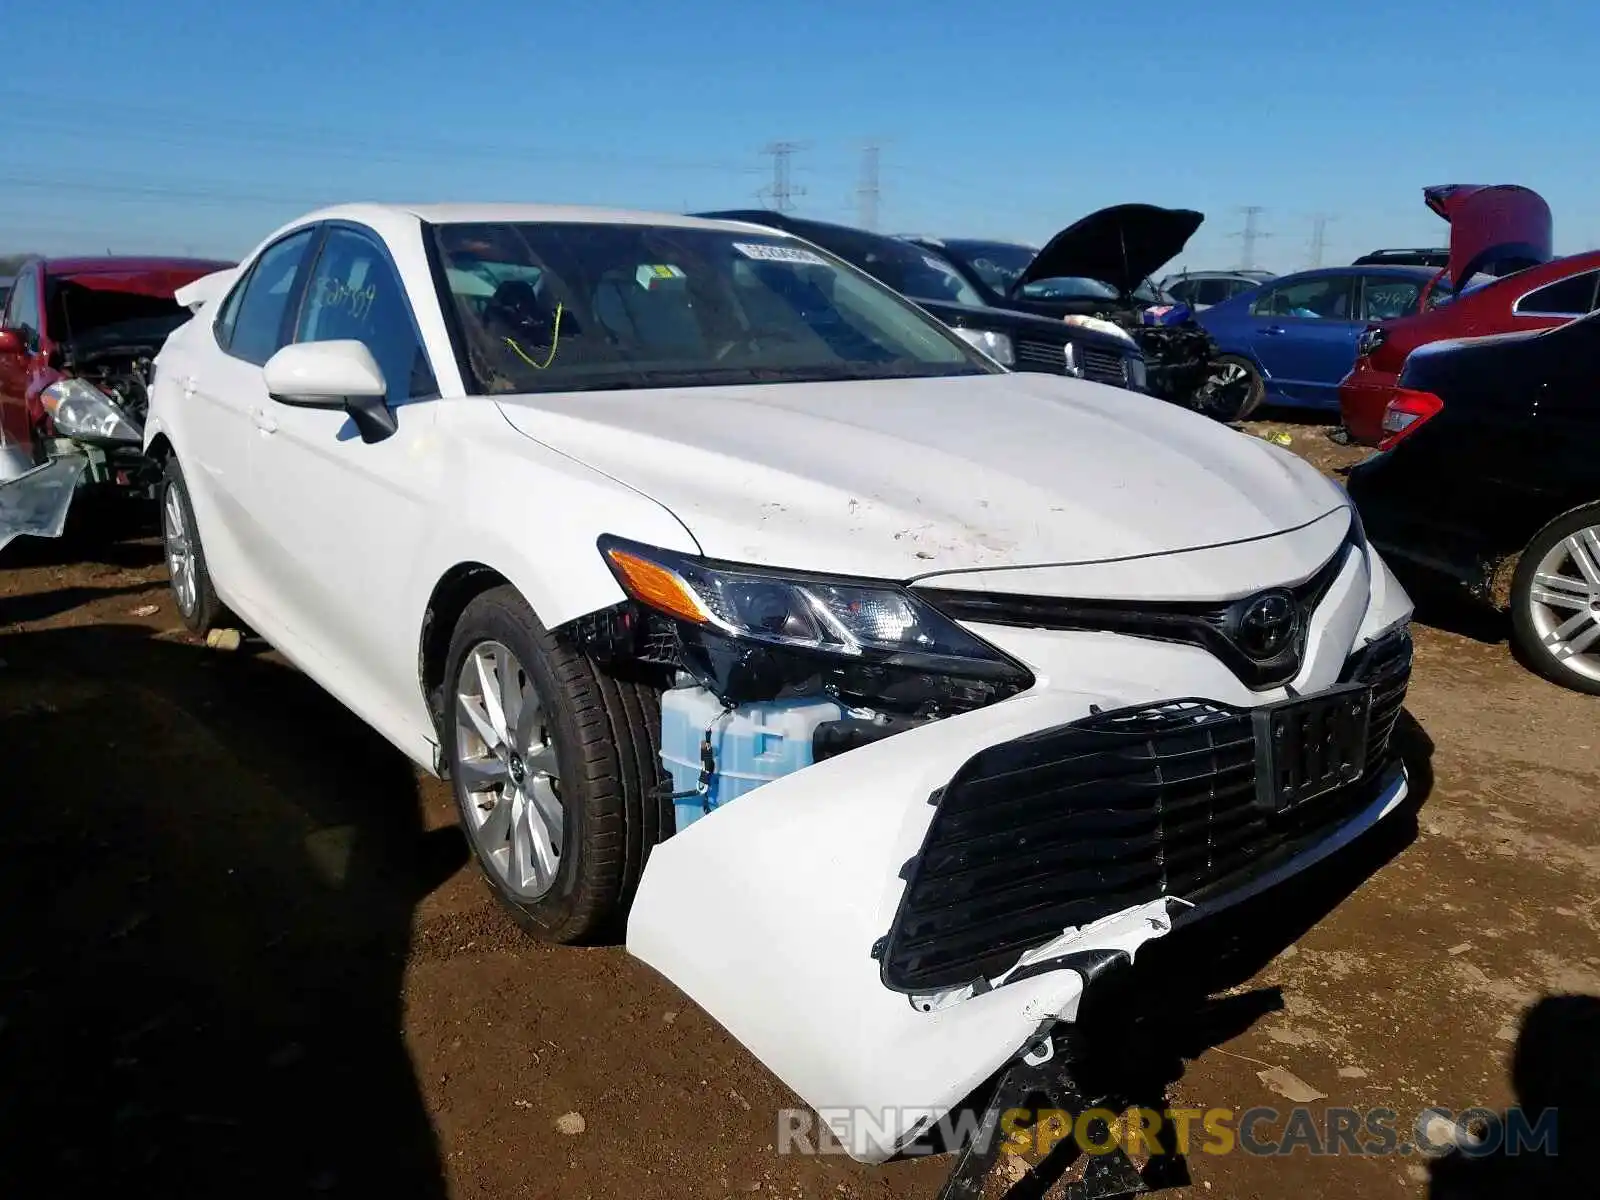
[879,630,1413,994]
[937,1020,1179,1200]
[0,456,88,553]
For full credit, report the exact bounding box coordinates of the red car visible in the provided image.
[0,254,230,488]
[1338,184,1559,446]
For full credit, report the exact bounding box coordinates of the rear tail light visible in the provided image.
[1378,387,1443,450]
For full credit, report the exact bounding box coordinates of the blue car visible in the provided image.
[1195,264,1446,415]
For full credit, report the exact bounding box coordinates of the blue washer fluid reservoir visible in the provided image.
[660,684,844,834]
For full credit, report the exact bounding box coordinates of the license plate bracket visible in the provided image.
[1253,682,1372,813]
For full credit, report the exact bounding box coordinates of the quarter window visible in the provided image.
[294,227,435,405]
[1514,271,1600,317]
[227,228,317,365]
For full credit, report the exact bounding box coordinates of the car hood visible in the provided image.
[1015,204,1205,297]
[492,372,1345,584]
[1424,184,1553,286]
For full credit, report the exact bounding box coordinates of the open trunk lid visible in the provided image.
[1424,184,1553,285]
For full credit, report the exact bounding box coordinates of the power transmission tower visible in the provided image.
[1307,213,1335,268]
[1229,206,1272,270]
[758,141,808,212]
[856,143,881,230]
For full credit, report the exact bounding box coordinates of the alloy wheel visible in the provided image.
[1526,524,1600,685]
[163,485,197,618]
[454,640,565,899]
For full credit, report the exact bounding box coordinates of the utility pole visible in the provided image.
[856,143,881,230]
[758,141,808,213]
[1230,206,1271,270]
[1307,214,1334,269]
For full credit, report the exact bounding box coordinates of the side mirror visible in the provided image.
[0,329,23,356]
[263,340,396,444]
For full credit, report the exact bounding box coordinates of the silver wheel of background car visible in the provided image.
[1526,524,1600,685]
[163,484,197,618]
[454,639,565,900]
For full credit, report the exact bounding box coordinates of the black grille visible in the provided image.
[916,538,1353,692]
[1014,339,1072,374]
[876,629,1413,994]
[1081,346,1128,386]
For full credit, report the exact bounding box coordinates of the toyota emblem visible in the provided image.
[1235,590,1298,660]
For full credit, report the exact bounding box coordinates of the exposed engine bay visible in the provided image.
[566,538,1036,837]
[67,347,156,431]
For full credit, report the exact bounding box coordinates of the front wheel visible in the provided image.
[1509,504,1600,696]
[160,456,225,634]
[1192,354,1266,423]
[442,586,665,943]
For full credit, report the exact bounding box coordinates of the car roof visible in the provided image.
[39,255,234,275]
[303,202,766,234]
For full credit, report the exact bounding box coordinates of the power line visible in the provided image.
[757,141,808,213]
[1307,213,1336,268]
[1228,206,1272,270]
[856,143,881,231]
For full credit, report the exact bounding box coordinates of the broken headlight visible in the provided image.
[40,379,143,446]
[598,535,1030,684]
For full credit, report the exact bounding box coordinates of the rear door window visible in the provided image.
[1359,275,1424,320]
[225,228,318,365]
[1195,278,1231,306]
[1514,270,1600,317]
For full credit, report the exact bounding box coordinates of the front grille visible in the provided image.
[1014,338,1071,374]
[876,629,1413,994]
[916,536,1354,692]
[1081,346,1129,386]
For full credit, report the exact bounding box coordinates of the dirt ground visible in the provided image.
[2,416,1597,1199]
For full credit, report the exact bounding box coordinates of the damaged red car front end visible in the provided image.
[1338,185,1554,445]
[0,256,231,549]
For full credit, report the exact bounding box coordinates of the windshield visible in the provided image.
[45,274,193,350]
[432,222,997,395]
[936,240,1037,295]
[852,241,987,308]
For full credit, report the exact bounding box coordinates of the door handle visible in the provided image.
[252,407,278,434]
[1263,325,1286,335]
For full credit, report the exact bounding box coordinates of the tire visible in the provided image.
[160,455,225,634]
[1509,503,1600,696]
[1194,354,1266,423]
[442,585,665,943]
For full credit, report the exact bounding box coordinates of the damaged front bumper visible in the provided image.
[0,456,88,552]
[627,627,1413,1164]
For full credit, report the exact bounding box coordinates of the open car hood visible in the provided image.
[1015,204,1205,297]
[1424,184,1553,285]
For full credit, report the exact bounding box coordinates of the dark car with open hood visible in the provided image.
[906,204,1246,418]
[0,254,233,548]
[693,210,1148,392]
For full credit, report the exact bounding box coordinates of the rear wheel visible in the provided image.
[1509,504,1600,696]
[442,586,665,942]
[160,456,225,634]
[1193,354,1265,422]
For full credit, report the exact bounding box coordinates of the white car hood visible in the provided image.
[493,372,1345,582]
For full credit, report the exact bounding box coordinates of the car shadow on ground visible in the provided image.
[1426,992,1599,1196]
[950,712,1436,1195]
[0,621,464,1199]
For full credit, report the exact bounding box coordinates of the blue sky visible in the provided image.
[4,0,1596,274]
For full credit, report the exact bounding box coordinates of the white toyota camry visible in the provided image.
[146,203,1415,1166]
